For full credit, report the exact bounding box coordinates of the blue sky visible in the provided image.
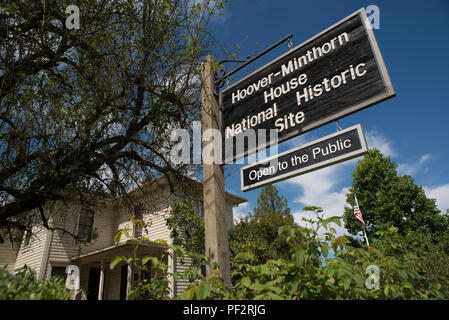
[208,0,449,236]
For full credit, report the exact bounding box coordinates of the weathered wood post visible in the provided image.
[98,259,105,300]
[201,55,231,286]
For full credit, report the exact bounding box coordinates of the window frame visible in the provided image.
[77,208,95,243]
[23,214,37,248]
[50,264,68,282]
[133,205,144,239]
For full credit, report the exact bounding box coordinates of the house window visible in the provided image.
[141,269,152,284]
[78,208,94,242]
[199,201,204,217]
[200,265,206,277]
[51,266,67,281]
[134,205,143,238]
[23,214,37,247]
[133,268,152,285]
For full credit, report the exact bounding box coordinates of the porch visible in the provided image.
[72,240,167,300]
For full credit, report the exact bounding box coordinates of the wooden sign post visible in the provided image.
[201,55,231,286]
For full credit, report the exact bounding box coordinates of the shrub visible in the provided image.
[0,266,70,300]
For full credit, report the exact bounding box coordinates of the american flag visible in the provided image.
[354,196,365,226]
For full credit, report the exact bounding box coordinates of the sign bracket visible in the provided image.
[214,33,294,89]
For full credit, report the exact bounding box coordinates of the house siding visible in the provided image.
[7,177,246,299]
[105,262,122,300]
[50,202,117,260]
[173,255,195,297]
[14,224,48,275]
[0,236,17,273]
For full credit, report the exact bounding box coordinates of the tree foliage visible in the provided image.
[229,185,296,266]
[166,200,205,255]
[0,0,226,230]
[343,148,449,297]
[165,207,446,300]
[0,266,70,300]
[254,184,291,217]
[343,149,448,238]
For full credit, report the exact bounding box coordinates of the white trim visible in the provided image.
[360,8,395,96]
[38,228,53,280]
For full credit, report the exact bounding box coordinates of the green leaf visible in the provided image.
[113,228,131,245]
[384,285,390,296]
[249,282,266,292]
[321,243,329,257]
[291,279,300,292]
[295,252,304,266]
[180,285,196,300]
[397,269,407,280]
[278,225,289,236]
[196,282,211,300]
[141,256,152,266]
[240,277,251,288]
[110,256,125,270]
[343,278,351,290]
[172,245,185,257]
[321,216,342,229]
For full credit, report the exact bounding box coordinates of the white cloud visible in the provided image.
[365,130,434,177]
[365,129,396,157]
[420,154,432,163]
[397,153,433,176]
[280,162,354,237]
[424,183,449,213]
[232,201,251,222]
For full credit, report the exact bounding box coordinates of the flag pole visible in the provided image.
[363,224,370,247]
[354,195,370,247]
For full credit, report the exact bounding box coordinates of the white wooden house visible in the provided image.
[0,175,246,299]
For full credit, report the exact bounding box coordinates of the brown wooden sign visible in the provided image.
[221,8,394,163]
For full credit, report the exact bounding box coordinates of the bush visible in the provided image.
[182,207,445,300]
[114,206,446,300]
[0,266,70,300]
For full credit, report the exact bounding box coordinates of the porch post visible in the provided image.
[98,259,105,300]
[126,263,133,299]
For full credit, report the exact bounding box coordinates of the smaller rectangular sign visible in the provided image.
[241,124,368,191]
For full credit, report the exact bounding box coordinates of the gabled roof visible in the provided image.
[124,174,247,206]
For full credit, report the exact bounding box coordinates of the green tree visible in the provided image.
[343,149,448,238]
[166,201,205,255]
[111,206,447,300]
[343,149,449,297]
[229,185,296,267]
[254,184,291,217]
[0,0,227,231]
